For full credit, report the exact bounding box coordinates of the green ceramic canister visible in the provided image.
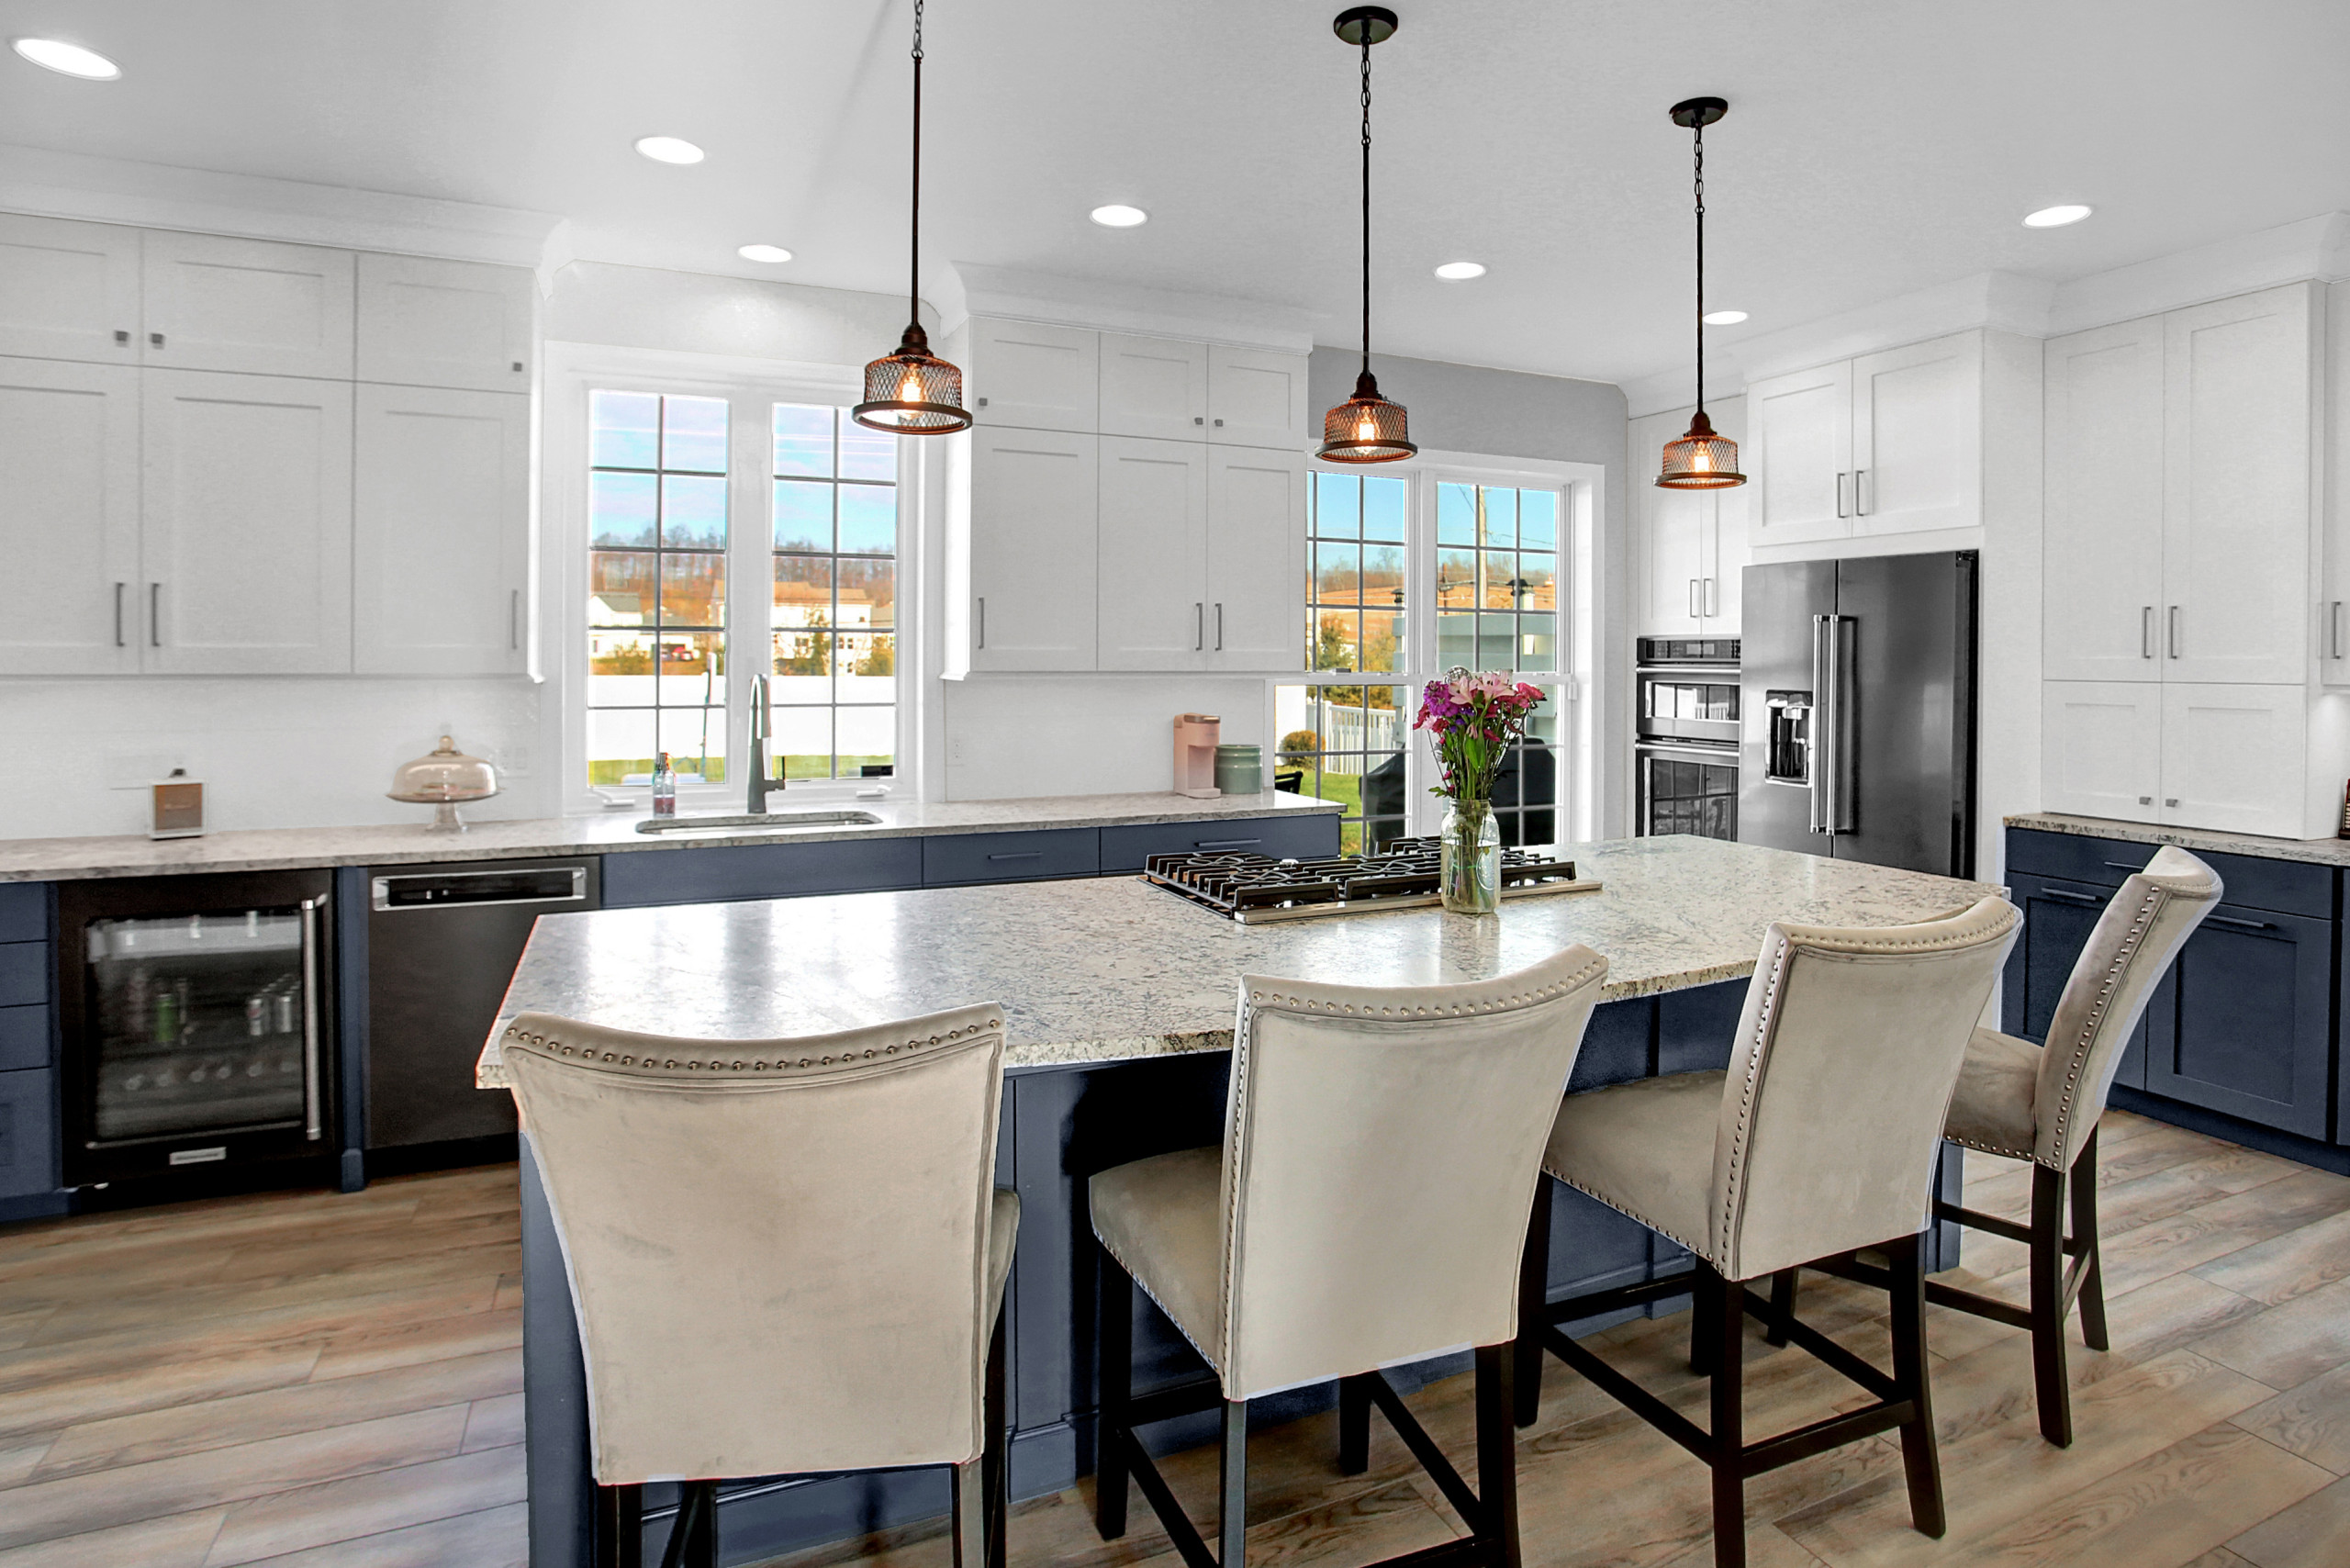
[1214,744,1262,796]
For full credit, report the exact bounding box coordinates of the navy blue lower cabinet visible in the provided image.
[0,942,46,1011]
[2143,904,2333,1139]
[0,884,47,944]
[0,1005,49,1074]
[1098,812,1341,873]
[2002,871,2150,1091]
[0,1069,58,1201]
[923,829,1098,887]
[599,838,922,908]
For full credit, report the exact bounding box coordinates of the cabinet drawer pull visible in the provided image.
[2206,914,2274,933]
[2037,889,2103,907]
[1194,838,1263,850]
[985,851,1043,862]
[2101,859,2147,871]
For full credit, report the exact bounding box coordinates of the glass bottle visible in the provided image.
[652,751,677,817]
[1438,798,1502,916]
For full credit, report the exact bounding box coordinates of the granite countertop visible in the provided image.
[2007,812,2350,868]
[474,834,2004,1087]
[0,790,1342,884]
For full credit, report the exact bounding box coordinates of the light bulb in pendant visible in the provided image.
[898,370,923,405]
[1690,448,1711,473]
[1356,411,1378,442]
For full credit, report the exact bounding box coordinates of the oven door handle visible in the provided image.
[299,896,324,1141]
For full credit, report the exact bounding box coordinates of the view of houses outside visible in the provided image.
[769,404,896,779]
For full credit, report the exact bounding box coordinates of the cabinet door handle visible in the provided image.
[114,329,130,346]
[1704,577,1717,617]
[2168,604,2181,659]
[1195,602,1203,651]
[2206,914,2274,933]
[2333,600,2344,660]
[149,582,162,646]
[2136,795,2153,805]
[976,396,989,409]
[114,582,125,648]
[1689,579,1700,619]
[2142,605,2154,659]
[1214,418,1225,428]
[1853,468,1869,516]
[2038,888,2103,907]
[1193,416,1204,426]
[149,331,164,348]
[509,589,520,650]
[976,597,985,649]
[1835,472,1850,519]
[1214,602,1224,652]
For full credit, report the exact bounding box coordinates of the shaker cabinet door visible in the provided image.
[353,386,531,675]
[969,318,1097,432]
[2043,317,2166,683]
[140,369,353,674]
[1745,359,1852,546]
[1097,436,1208,670]
[1099,333,1207,442]
[1206,446,1306,669]
[0,215,142,365]
[2157,683,2309,837]
[1206,345,1310,449]
[967,426,1098,670]
[0,357,141,674]
[2039,681,2161,823]
[141,232,354,379]
[1850,331,1979,537]
[355,253,535,392]
[2143,904,2332,1138]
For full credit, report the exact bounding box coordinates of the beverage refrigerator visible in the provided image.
[55,869,341,1190]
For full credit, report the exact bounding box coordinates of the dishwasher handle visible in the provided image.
[372,866,591,911]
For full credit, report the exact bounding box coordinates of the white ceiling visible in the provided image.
[4,0,2346,386]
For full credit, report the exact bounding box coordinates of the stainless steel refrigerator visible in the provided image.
[1738,551,1977,877]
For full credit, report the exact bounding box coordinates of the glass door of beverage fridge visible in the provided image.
[58,870,337,1187]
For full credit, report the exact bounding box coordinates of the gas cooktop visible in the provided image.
[1142,839,1598,924]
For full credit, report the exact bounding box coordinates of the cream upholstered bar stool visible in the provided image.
[1090,946,1609,1568]
[1522,897,2017,1568]
[500,1004,1018,1568]
[1766,846,2222,1449]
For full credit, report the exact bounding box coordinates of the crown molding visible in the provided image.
[0,143,569,281]
[1729,271,2055,386]
[2042,211,2350,335]
[942,262,1314,353]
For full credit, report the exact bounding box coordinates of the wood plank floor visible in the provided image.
[0,1111,2344,1566]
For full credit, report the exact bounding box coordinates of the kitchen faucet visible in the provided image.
[747,672,777,812]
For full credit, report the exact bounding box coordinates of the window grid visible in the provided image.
[769,405,898,781]
[587,391,730,787]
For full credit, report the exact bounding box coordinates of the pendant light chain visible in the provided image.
[1359,29,1373,373]
[1692,111,1706,415]
[909,0,923,329]
[1656,95,1741,488]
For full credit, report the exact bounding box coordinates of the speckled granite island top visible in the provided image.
[474,834,2002,1088]
[0,790,1340,883]
[2007,812,2350,868]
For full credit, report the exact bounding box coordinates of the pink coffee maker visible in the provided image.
[1173,713,1222,799]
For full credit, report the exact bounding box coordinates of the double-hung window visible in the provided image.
[1277,463,1575,851]
[581,385,904,797]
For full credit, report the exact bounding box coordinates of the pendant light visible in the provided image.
[1657,96,1744,489]
[1316,6,1415,465]
[852,0,971,435]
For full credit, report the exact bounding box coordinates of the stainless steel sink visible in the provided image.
[633,811,883,835]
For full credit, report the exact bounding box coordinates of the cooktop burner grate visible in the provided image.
[1143,839,1594,923]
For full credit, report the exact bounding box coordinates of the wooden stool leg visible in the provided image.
[1690,1260,1722,1378]
[1337,1374,1371,1475]
[1218,1398,1250,1568]
[1094,1250,1133,1540]
[2071,1127,2109,1354]
[1764,1269,1798,1348]
[2029,1163,2075,1447]
[594,1484,643,1568]
[1707,1269,1746,1568]
[657,1483,715,1568]
[1886,1235,1946,1538]
[1516,1178,1553,1428]
[1475,1344,1524,1568]
[985,1309,1010,1568]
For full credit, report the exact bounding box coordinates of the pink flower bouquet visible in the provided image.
[1414,666,1545,808]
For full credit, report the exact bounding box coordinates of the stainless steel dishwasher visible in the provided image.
[364,857,599,1168]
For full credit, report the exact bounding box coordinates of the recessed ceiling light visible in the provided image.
[2022,204,2092,229]
[737,244,793,264]
[1090,204,1147,228]
[1433,261,1485,281]
[633,136,705,165]
[12,38,120,79]
[1701,309,1748,325]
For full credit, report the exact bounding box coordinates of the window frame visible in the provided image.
[545,344,919,809]
[1275,449,1602,845]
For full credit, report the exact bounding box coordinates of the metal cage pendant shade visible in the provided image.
[852,0,970,436]
[1657,95,1744,490]
[1316,6,1415,465]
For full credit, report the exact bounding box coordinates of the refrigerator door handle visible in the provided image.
[298,896,325,1142]
[1808,614,1831,833]
[1828,614,1857,833]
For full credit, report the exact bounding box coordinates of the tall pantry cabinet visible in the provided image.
[2040,283,2336,837]
[0,215,534,678]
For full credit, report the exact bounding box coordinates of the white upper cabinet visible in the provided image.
[353,386,530,675]
[1746,358,1851,545]
[0,216,141,364]
[1100,333,1207,442]
[0,357,140,674]
[967,426,1098,670]
[1629,399,1745,634]
[1205,447,1307,669]
[141,232,355,379]
[1098,437,1210,669]
[2040,680,2161,823]
[2043,317,2166,682]
[141,369,353,674]
[1851,334,1979,535]
[969,318,1097,431]
[2161,286,2314,686]
[355,254,534,392]
[2328,279,2350,684]
[1206,344,1309,449]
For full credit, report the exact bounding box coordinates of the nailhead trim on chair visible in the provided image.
[501,1014,1002,1076]
[2036,885,2163,1171]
